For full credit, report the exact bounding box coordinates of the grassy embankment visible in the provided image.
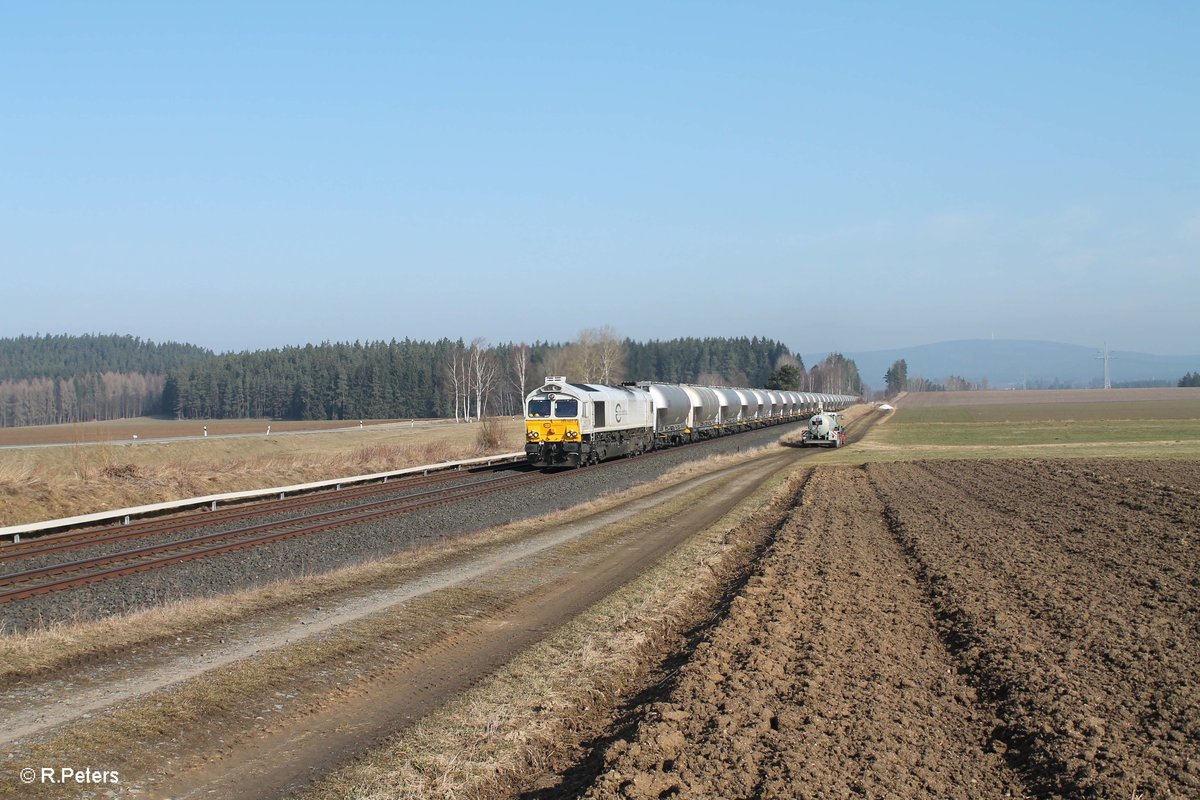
[0,418,524,526]
[814,396,1200,464]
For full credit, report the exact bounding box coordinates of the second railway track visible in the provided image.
[0,436,722,604]
[0,461,523,564]
[0,468,558,603]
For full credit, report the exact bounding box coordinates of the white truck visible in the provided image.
[801,411,846,448]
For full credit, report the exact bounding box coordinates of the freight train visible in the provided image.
[524,376,857,468]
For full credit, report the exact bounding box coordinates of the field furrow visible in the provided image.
[868,459,1200,798]
[583,466,1025,799]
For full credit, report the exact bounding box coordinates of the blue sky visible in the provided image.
[3,2,1197,355]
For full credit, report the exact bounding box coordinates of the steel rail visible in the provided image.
[0,471,547,591]
[0,463,520,564]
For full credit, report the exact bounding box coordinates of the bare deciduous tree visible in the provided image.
[0,373,166,428]
[468,337,498,421]
[511,342,530,408]
[575,326,625,384]
[596,326,625,384]
[445,347,467,422]
[538,347,573,383]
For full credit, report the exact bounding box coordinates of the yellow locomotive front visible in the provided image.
[524,380,586,467]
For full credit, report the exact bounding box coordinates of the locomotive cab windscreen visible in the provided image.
[526,397,579,418]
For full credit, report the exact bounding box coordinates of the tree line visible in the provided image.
[0,373,165,429]
[0,331,864,427]
[883,359,988,395]
[1181,372,1200,388]
[0,333,210,381]
[0,334,209,428]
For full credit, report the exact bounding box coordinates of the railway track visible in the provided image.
[0,422,813,606]
[0,462,517,564]
[0,469,555,603]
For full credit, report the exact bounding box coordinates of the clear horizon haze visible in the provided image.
[3,3,1198,356]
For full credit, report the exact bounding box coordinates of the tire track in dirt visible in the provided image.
[868,459,1200,798]
[583,466,1024,799]
[135,451,805,800]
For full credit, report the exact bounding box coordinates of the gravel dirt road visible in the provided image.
[157,453,792,800]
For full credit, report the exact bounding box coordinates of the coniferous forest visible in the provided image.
[0,335,211,428]
[0,333,862,428]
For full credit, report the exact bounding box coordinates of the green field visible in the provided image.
[891,399,1200,424]
[814,391,1200,464]
[880,418,1200,447]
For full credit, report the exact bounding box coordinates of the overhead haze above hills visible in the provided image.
[805,340,1200,390]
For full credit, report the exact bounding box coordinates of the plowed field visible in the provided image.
[583,459,1200,799]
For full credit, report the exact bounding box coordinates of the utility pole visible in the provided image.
[1095,342,1114,389]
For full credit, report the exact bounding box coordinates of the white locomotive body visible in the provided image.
[523,377,653,468]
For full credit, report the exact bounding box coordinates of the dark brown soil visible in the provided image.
[579,459,1200,799]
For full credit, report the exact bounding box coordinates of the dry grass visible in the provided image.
[0,416,423,447]
[0,517,526,681]
[301,463,806,800]
[7,586,516,800]
[0,418,525,526]
[0,432,793,679]
[474,417,505,451]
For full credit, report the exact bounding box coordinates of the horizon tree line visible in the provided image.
[0,332,865,428]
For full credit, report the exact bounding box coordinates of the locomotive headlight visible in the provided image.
[565,430,578,439]
[527,430,539,439]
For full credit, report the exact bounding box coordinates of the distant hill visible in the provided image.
[804,340,1200,390]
